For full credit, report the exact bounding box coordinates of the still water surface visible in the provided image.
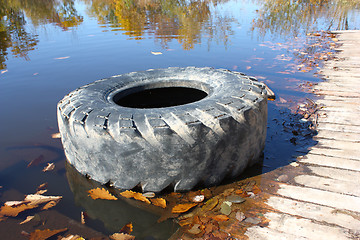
[0,0,359,238]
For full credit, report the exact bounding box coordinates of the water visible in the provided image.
[0,0,359,238]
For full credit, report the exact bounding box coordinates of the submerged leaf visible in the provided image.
[88,188,118,200]
[172,203,198,214]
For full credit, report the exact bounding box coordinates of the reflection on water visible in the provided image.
[1,0,359,69]
[252,0,360,38]
[83,0,234,50]
[66,162,178,240]
[0,0,82,69]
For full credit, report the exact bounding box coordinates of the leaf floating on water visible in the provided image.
[110,233,135,240]
[60,235,85,240]
[28,228,67,240]
[151,51,162,55]
[51,133,61,139]
[1,70,8,74]
[54,56,70,60]
[37,183,48,191]
[279,97,287,103]
[120,222,133,234]
[246,66,252,70]
[27,155,45,168]
[0,203,37,217]
[42,163,55,172]
[150,198,166,208]
[172,203,198,214]
[120,190,150,204]
[142,192,155,198]
[88,188,118,200]
[25,194,62,206]
[35,189,48,195]
[20,215,35,225]
[81,211,86,224]
[42,200,58,210]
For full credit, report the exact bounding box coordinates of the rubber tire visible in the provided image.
[57,67,268,192]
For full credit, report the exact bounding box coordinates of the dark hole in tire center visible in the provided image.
[113,86,208,108]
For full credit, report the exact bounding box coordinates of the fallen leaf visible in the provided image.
[150,51,162,55]
[4,201,24,207]
[88,188,118,200]
[120,190,150,204]
[81,211,85,224]
[187,224,203,235]
[42,163,55,172]
[252,185,261,194]
[20,216,34,224]
[220,201,232,215]
[276,71,291,75]
[110,233,135,240]
[142,192,155,198]
[201,198,218,212]
[60,235,85,240]
[191,195,204,203]
[29,228,67,240]
[120,222,133,234]
[235,211,246,222]
[51,133,61,139]
[0,215,7,222]
[279,97,287,103]
[1,70,8,74]
[246,66,252,70]
[150,198,166,208]
[54,56,70,60]
[172,203,198,214]
[0,203,37,217]
[332,38,338,42]
[37,183,48,191]
[35,190,48,195]
[28,155,45,168]
[178,217,193,227]
[25,194,62,206]
[42,200,59,210]
[211,214,229,222]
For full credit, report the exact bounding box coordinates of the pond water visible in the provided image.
[0,0,359,239]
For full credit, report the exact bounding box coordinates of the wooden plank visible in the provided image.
[263,212,354,240]
[307,147,360,161]
[316,139,360,150]
[276,184,360,212]
[246,226,308,240]
[308,165,360,182]
[266,196,360,231]
[314,129,360,142]
[299,154,360,171]
[317,123,360,134]
[294,175,360,197]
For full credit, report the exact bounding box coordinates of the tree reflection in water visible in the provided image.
[251,0,360,38]
[0,0,83,70]
[0,0,359,69]
[83,0,234,50]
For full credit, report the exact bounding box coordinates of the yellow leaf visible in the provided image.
[110,233,135,240]
[172,203,198,213]
[51,133,61,139]
[150,51,162,55]
[0,203,37,217]
[211,214,229,222]
[20,216,34,225]
[150,198,166,208]
[120,190,150,204]
[42,163,55,172]
[120,222,133,234]
[29,228,67,240]
[88,188,118,200]
[42,200,59,210]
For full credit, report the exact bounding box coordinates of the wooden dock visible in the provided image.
[245,30,360,239]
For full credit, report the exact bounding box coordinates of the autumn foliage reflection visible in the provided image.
[0,0,83,70]
[83,0,233,50]
[252,0,360,38]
